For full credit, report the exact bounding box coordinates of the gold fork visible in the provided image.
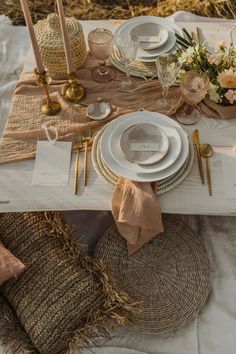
[73,137,83,195]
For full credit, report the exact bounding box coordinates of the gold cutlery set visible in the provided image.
[193,129,213,196]
[73,127,92,195]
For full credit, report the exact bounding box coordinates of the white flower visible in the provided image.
[186,46,195,57]
[178,47,194,64]
[208,83,221,103]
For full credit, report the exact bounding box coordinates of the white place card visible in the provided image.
[130,143,160,152]
[220,151,236,199]
[32,141,72,186]
[139,36,161,43]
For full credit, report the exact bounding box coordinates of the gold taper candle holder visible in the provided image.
[34,69,62,116]
[65,71,86,103]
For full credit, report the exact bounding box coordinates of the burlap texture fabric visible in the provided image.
[0,59,182,165]
[95,215,213,334]
[0,212,135,354]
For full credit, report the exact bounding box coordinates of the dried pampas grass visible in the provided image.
[0,0,236,26]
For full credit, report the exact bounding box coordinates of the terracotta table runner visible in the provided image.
[0,60,182,164]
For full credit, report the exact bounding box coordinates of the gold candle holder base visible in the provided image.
[65,72,86,103]
[34,69,62,116]
[41,100,62,116]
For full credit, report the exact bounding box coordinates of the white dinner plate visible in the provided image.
[106,114,182,174]
[100,111,189,182]
[113,16,181,62]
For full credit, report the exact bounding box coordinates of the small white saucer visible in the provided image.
[86,102,111,121]
[120,123,169,166]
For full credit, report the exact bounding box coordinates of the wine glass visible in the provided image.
[176,71,209,125]
[155,54,182,112]
[115,34,139,91]
[88,28,115,83]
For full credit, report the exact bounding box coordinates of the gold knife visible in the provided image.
[193,129,205,184]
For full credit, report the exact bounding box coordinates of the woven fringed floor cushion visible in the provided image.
[95,215,213,334]
[0,212,134,354]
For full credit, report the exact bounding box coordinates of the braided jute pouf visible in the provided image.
[95,215,213,334]
[0,212,135,354]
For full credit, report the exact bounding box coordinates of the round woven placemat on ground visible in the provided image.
[95,215,213,334]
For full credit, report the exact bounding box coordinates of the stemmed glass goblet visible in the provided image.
[115,34,139,91]
[176,70,209,125]
[88,28,115,83]
[155,54,182,112]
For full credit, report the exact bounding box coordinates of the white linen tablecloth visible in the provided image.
[0,12,236,354]
[0,13,236,214]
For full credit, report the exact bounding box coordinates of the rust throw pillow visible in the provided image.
[0,243,25,285]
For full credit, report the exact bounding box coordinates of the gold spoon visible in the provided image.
[200,144,213,196]
[82,127,92,187]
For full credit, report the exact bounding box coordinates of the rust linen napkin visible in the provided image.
[111,178,163,255]
[199,96,236,119]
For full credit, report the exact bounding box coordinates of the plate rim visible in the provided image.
[92,124,194,193]
[100,111,189,182]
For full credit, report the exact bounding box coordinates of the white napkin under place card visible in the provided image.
[220,151,236,198]
[32,141,72,186]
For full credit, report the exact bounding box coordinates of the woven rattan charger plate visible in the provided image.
[95,215,213,334]
[91,124,194,195]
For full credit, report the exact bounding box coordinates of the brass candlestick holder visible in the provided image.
[34,69,62,116]
[65,72,86,103]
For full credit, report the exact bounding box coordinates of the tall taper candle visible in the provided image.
[20,0,45,74]
[56,0,74,74]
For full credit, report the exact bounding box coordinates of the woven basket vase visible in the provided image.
[34,13,87,75]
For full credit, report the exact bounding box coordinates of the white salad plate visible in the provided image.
[120,123,169,165]
[86,102,111,121]
[100,111,189,182]
[130,22,169,50]
[136,31,176,60]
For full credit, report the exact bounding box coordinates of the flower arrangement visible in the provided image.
[176,28,236,105]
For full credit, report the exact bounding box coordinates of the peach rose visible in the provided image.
[208,53,224,65]
[215,41,227,51]
[218,70,236,88]
[225,89,236,104]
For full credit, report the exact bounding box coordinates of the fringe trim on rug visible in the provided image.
[0,212,138,354]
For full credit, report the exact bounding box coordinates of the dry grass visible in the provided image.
[0,0,236,25]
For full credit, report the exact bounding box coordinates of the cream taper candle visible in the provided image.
[20,0,45,74]
[56,0,74,74]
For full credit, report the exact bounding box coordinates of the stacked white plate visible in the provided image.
[110,16,182,78]
[92,111,194,195]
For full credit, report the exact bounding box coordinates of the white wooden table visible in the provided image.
[0,19,236,215]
